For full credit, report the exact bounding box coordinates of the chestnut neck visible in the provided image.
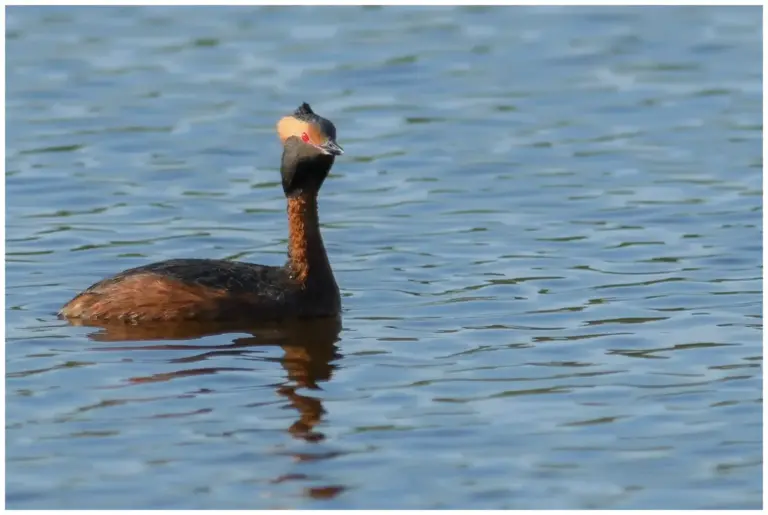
[286,192,333,286]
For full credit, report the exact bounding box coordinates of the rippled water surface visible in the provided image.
[6,6,763,509]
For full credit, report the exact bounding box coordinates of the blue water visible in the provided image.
[6,6,762,509]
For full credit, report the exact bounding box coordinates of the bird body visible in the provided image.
[59,103,344,324]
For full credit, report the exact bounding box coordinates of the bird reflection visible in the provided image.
[68,316,344,499]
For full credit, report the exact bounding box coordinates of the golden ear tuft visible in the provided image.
[277,116,311,143]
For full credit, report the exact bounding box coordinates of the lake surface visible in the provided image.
[5,6,762,509]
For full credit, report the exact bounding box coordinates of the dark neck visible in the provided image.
[281,138,334,197]
[286,193,333,286]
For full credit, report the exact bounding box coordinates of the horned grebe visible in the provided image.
[59,103,343,323]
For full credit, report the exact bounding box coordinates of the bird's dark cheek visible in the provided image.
[281,160,332,196]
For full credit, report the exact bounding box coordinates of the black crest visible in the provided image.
[294,102,315,119]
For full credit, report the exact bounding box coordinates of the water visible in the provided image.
[5,6,762,509]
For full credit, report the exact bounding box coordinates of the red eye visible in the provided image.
[301,132,310,143]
